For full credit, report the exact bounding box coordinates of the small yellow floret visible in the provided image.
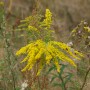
[28,25,38,31]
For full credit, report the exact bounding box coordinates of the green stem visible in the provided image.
[59,74,67,90]
[1,26,16,90]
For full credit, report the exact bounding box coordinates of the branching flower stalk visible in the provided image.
[16,9,83,76]
[71,21,90,90]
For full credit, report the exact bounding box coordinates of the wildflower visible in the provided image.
[16,39,83,75]
[45,51,52,64]
[35,48,45,60]
[74,50,83,57]
[67,42,73,47]
[36,59,44,76]
[40,9,52,28]
[16,44,30,56]
[16,9,83,75]
[21,80,28,90]
[50,41,82,60]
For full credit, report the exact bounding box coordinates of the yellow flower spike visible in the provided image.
[21,63,30,72]
[48,44,76,67]
[36,60,44,76]
[28,50,36,61]
[16,47,27,56]
[74,50,84,57]
[27,50,36,70]
[27,43,35,53]
[54,60,60,72]
[50,41,83,59]
[35,48,45,60]
[58,53,77,67]
[21,47,38,63]
[42,9,52,28]
[21,55,29,63]
[16,44,30,56]
[45,51,52,64]
[28,62,34,70]
[47,44,56,57]
[48,43,76,67]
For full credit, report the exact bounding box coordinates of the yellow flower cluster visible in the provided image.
[16,39,83,75]
[41,9,52,28]
[19,15,39,32]
[19,9,52,35]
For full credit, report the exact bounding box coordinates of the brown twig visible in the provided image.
[80,66,90,90]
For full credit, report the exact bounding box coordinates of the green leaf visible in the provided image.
[59,64,67,76]
[64,73,73,85]
[50,74,58,83]
[46,65,56,75]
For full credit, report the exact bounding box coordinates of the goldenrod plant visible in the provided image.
[16,9,83,76]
